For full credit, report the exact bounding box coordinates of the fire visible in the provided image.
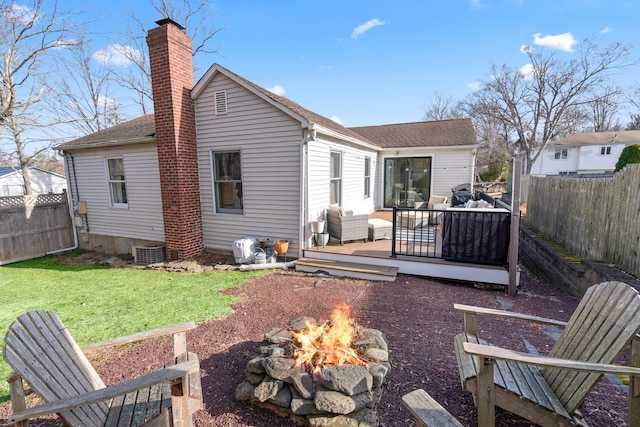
[290,303,368,374]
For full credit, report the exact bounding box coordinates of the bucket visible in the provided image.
[254,248,266,264]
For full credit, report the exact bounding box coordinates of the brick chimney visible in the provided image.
[147,18,204,260]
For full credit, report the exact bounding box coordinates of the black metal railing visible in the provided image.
[391,205,512,266]
[391,206,442,258]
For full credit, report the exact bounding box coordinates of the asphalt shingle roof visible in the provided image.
[548,130,640,147]
[55,67,477,150]
[54,115,156,149]
[349,118,477,148]
[0,166,21,177]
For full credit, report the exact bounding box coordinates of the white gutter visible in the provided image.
[53,136,156,151]
[298,128,313,257]
[311,124,380,151]
[379,144,479,153]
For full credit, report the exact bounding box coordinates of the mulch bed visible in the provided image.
[0,257,630,426]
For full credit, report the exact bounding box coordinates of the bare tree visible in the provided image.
[0,0,78,194]
[586,85,623,132]
[423,91,462,121]
[114,0,223,115]
[465,40,634,174]
[47,37,124,135]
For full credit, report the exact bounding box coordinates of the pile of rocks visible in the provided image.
[235,317,390,426]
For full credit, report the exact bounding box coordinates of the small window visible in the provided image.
[600,146,612,155]
[364,157,371,198]
[214,90,228,115]
[213,151,243,213]
[106,157,128,208]
[330,151,342,205]
[554,148,568,160]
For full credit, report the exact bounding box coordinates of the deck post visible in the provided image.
[508,156,522,296]
[390,206,398,258]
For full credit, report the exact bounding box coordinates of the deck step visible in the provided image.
[294,258,398,282]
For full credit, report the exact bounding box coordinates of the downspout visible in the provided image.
[298,127,313,258]
[46,150,78,255]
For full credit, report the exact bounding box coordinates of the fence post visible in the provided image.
[508,156,522,296]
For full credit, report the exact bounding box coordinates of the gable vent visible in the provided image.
[214,90,228,115]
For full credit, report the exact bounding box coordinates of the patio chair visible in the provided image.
[4,310,203,427]
[326,205,368,245]
[396,195,449,228]
[454,281,640,427]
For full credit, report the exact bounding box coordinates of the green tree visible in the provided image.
[615,144,640,172]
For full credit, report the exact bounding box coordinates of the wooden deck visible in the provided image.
[299,209,519,288]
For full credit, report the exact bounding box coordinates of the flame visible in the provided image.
[290,303,368,374]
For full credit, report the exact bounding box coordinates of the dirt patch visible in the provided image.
[0,254,630,426]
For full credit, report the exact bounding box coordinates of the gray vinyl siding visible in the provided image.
[67,143,164,241]
[430,148,475,197]
[195,73,302,255]
[307,136,377,226]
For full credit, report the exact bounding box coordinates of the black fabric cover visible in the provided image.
[442,210,511,265]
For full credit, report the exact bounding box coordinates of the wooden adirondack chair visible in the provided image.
[3,310,203,427]
[454,281,640,427]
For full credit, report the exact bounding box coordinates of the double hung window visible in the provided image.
[213,151,243,213]
[330,151,342,205]
[106,157,127,208]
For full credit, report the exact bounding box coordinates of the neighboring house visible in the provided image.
[0,166,66,196]
[530,130,640,176]
[54,19,478,259]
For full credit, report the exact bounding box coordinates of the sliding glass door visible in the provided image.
[383,157,432,208]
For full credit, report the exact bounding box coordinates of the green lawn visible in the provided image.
[0,254,267,403]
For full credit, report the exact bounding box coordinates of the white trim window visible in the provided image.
[600,146,612,155]
[330,151,342,205]
[213,151,243,213]
[105,157,128,208]
[364,157,371,198]
[554,148,568,160]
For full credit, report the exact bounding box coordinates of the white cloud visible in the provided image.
[469,0,484,8]
[351,18,386,39]
[533,32,578,52]
[467,81,480,91]
[7,4,36,26]
[267,85,286,96]
[331,116,344,126]
[519,63,534,79]
[519,44,534,54]
[93,44,143,67]
[97,95,117,109]
[318,64,334,70]
[601,26,613,34]
[53,39,79,49]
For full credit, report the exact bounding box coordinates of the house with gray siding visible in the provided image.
[55,19,478,261]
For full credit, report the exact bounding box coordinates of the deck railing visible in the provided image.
[391,207,442,258]
[391,204,512,267]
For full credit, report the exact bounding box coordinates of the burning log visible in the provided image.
[235,305,390,426]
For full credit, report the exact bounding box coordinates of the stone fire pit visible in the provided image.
[235,316,390,426]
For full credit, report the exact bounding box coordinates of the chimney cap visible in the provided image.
[155,18,185,31]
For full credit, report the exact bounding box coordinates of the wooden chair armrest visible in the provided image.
[81,321,196,353]
[9,359,200,424]
[463,342,640,376]
[454,304,567,328]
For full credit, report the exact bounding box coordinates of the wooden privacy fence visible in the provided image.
[0,192,75,265]
[526,164,640,278]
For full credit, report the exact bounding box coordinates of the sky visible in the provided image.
[31,0,640,129]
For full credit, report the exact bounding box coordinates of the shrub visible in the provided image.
[615,144,640,172]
